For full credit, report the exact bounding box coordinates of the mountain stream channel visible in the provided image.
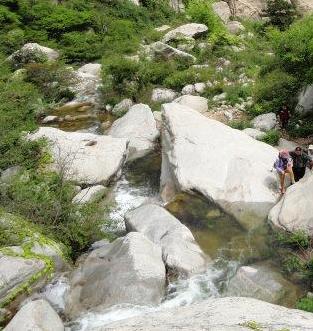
[41,115,305,331]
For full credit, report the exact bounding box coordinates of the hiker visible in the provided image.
[274,149,295,194]
[278,105,290,129]
[289,146,313,182]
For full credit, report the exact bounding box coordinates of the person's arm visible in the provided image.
[274,158,284,174]
[305,154,313,169]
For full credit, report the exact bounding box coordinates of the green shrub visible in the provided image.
[270,15,313,83]
[260,129,280,146]
[25,62,76,103]
[264,0,298,30]
[296,297,313,313]
[33,5,93,38]
[253,69,299,113]
[0,78,42,170]
[225,84,252,106]
[288,117,313,138]
[186,0,222,34]
[0,171,107,257]
[275,230,310,249]
[229,120,251,130]
[186,0,236,47]
[1,28,25,53]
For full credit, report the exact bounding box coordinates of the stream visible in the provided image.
[68,152,304,331]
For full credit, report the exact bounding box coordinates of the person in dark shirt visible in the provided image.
[289,146,313,182]
[278,105,291,129]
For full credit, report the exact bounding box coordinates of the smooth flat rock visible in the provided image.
[108,104,159,161]
[4,299,64,331]
[29,127,128,185]
[174,95,208,113]
[65,232,166,319]
[162,23,208,43]
[91,297,313,331]
[269,173,313,235]
[77,63,101,77]
[149,42,196,63]
[125,204,209,276]
[225,263,299,304]
[161,103,278,230]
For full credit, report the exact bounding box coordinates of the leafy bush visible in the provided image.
[186,0,236,47]
[229,120,251,130]
[253,69,299,113]
[270,15,313,83]
[264,0,298,30]
[225,84,252,106]
[0,78,42,170]
[260,129,280,146]
[296,297,313,313]
[25,62,76,103]
[275,230,310,249]
[0,171,106,257]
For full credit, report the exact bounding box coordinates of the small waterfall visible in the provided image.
[72,265,225,331]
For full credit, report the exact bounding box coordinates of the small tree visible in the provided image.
[264,0,298,30]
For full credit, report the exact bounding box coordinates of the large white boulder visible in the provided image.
[296,84,313,117]
[225,263,299,304]
[72,185,106,204]
[4,299,64,331]
[151,88,178,103]
[234,0,267,19]
[160,103,278,230]
[112,99,133,115]
[227,21,245,34]
[162,23,208,43]
[125,204,209,276]
[65,232,166,319]
[8,43,59,63]
[251,112,277,132]
[92,297,313,331]
[149,42,196,63]
[212,1,231,23]
[29,127,128,185]
[71,63,102,106]
[77,63,101,77]
[108,104,159,161]
[293,0,313,14]
[269,173,313,235]
[173,95,208,113]
[0,254,45,306]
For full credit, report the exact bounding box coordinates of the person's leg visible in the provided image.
[293,167,300,182]
[293,167,305,182]
[299,167,306,180]
[279,172,286,193]
[286,167,295,185]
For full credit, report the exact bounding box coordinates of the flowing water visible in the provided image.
[69,152,304,331]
